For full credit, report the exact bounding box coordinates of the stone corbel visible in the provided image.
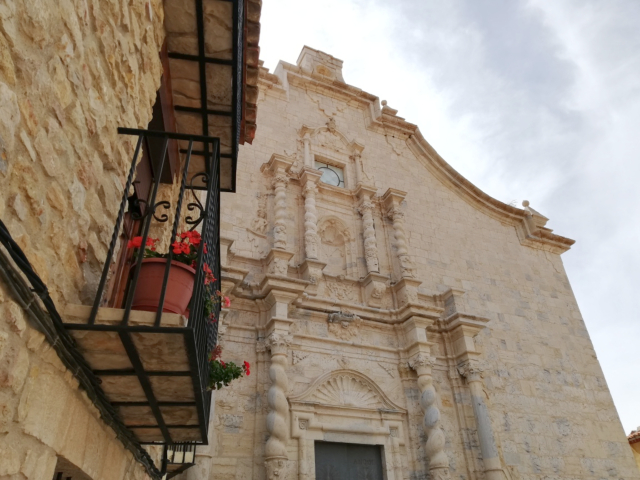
[382,188,415,279]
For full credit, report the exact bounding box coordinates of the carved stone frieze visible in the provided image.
[325,281,356,302]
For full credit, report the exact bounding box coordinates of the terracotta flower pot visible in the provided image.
[130,258,196,315]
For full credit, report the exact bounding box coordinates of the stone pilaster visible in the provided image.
[382,188,414,278]
[442,290,505,480]
[402,316,451,480]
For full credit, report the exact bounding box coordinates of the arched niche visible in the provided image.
[317,216,357,278]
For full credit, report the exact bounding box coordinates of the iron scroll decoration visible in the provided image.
[185,172,209,229]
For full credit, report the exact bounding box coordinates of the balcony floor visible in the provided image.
[63,305,207,444]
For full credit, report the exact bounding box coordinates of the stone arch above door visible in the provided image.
[289,369,404,413]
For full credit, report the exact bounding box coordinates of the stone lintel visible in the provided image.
[381,188,408,209]
[261,153,294,175]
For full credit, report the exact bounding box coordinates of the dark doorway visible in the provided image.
[314,441,384,480]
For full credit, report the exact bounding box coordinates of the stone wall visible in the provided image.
[207,48,640,480]
[0,0,164,478]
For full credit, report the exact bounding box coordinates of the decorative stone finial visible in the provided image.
[381,100,387,106]
[522,200,530,207]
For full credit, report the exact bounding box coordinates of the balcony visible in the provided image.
[61,129,222,445]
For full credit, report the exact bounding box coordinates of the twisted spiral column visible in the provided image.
[272,172,289,250]
[264,332,291,478]
[302,181,318,259]
[388,207,413,277]
[358,195,380,273]
[410,354,451,480]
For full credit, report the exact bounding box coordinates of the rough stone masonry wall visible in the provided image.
[0,0,165,478]
[209,56,640,480]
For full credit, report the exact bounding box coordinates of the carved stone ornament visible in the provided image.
[289,370,404,411]
[298,419,309,430]
[457,360,484,381]
[265,458,286,480]
[266,332,293,352]
[371,281,386,299]
[408,353,435,371]
[249,194,268,236]
[378,362,396,378]
[292,351,309,365]
[268,257,289,276]
[327,312,362,340]
[326,281,355,301]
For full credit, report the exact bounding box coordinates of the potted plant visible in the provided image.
[128,231,218,316]
[208,345,250,390]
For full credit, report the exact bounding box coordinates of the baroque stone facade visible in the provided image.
[0,0,164,478]
[207,47,640,480]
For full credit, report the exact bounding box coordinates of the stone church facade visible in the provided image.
[203,47,640,480]
[0,0,637,478]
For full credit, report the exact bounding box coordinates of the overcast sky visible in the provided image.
[258,0,640,434]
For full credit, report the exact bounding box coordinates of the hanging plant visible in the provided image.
[208,345,250,390]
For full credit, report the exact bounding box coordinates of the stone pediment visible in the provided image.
[290,369,404,412]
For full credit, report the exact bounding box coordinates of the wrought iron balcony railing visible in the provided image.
[61,128,222,446]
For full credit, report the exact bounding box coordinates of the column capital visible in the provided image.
[457,359,484,382]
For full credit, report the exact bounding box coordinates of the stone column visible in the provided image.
[262,155,295,277]
[382,188,414,278]
[457,360,505,480]
[356,185,380,274]
[258,284,304,480]
[264,331,292,478]
[272,172,289,250]
[409,354,451,480]
[403,316,451,480]
[299,169,322,260]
